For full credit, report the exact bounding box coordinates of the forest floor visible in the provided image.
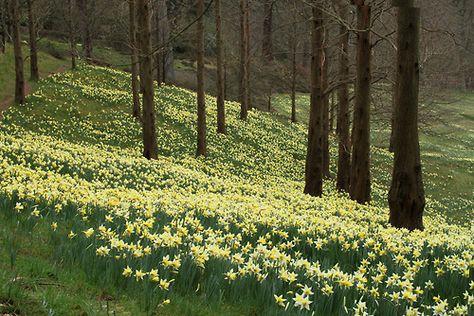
[0,40,472,315]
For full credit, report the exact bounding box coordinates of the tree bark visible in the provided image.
[245,0,251,111]
[336,1,351,193]
[77,0,92,59]
[349,4,371,204]
[215,0,226,134]
[26,0,39,81]
[304,5,324,197]
[137,0,158,160]
[196,0,207,156]
[291,30,297,123]
[321,26,330,179]
[0,0,7,53]
[129,0,141,119]
[389,4,425,231]
[239,0,249,120]
[68,0,77,69]
[10,0,25,104]
[156,0,174,83]
[262,0,273,61]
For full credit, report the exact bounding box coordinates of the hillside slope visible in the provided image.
[0,65,473,315]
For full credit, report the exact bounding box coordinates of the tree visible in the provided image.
[10,0,25,104]
[215,0,226,134]
[196,0,207,156]
[155,0,175,84]
[0,0,7,54]
[239,0,249,120]
[304,3,324,197]
[321,25,330,179]
[77,0,93,59]
[68,0,77,69]
[262,0,274,61]
[336,0,351,193]
[137,0,158,159]
[26,0,39,81]
[349,1,371,204]
[129,0,141,119]
[389,0,425,231]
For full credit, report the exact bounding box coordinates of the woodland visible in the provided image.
[0,0,473,315]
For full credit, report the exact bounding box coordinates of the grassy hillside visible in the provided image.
[0,43,68,101]
[272,93,474,225]
[0,64,473,315]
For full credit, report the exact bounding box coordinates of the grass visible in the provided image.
[0,42,68,101]
[272,92,474,224]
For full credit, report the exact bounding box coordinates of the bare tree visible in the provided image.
[215,0,226,134]
[239,0,249,120]
[10,0,25,104]
[389,0,425,231]
[129,0,141,119]
[77,0,93,59]
[262,0,274,61]
[196,0,207,156]
[336,0,351,193]
[68,0,77,69]
[304,3,324,197]
[26,0,39,81]
[0,0,7,53]
[350,1,371,204]
[137,0,158,159]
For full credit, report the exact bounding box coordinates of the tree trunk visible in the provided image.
[68,0,76,69]
[137,0,158,160]
[336,0,350,193]
[77,0,92,59]
[215,0,226,134]
[291,31,297,123]
[329,93,335,133]
[349,4,371,204]
[0,0,7,54]
[321,26,330,179]
[262,0,273,61]
[245,0,251,111]
[389,4,425,231]
[239,0,248,120]
[196,0,207,156]
[157,0,174,83]
[154,3,164,85]
[304,5,324,197]
[129,0,141,119]
[10,0,25,104]
[26,0,39,81]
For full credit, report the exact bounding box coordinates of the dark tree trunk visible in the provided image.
[196,0,207,156]
[245,1,251,111]
[154,4,164,85]
[291,31,297,123]
[329,93,335,133]
[321,27,330,179]
[156,0,174,83]
[349,3,371,204]
[77,0,92,59]
[137,0,158,160]
[26,0,39,81]
[336,1,351,193]
[239,0,248,120]
[68,0,77,69]
[10,0,25,104]
[129,0,141,119]
[215,0,226,134]
[304,5,324,197]
[0,0,7,53]
[389,4,425,231]
[262,0,273,61]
